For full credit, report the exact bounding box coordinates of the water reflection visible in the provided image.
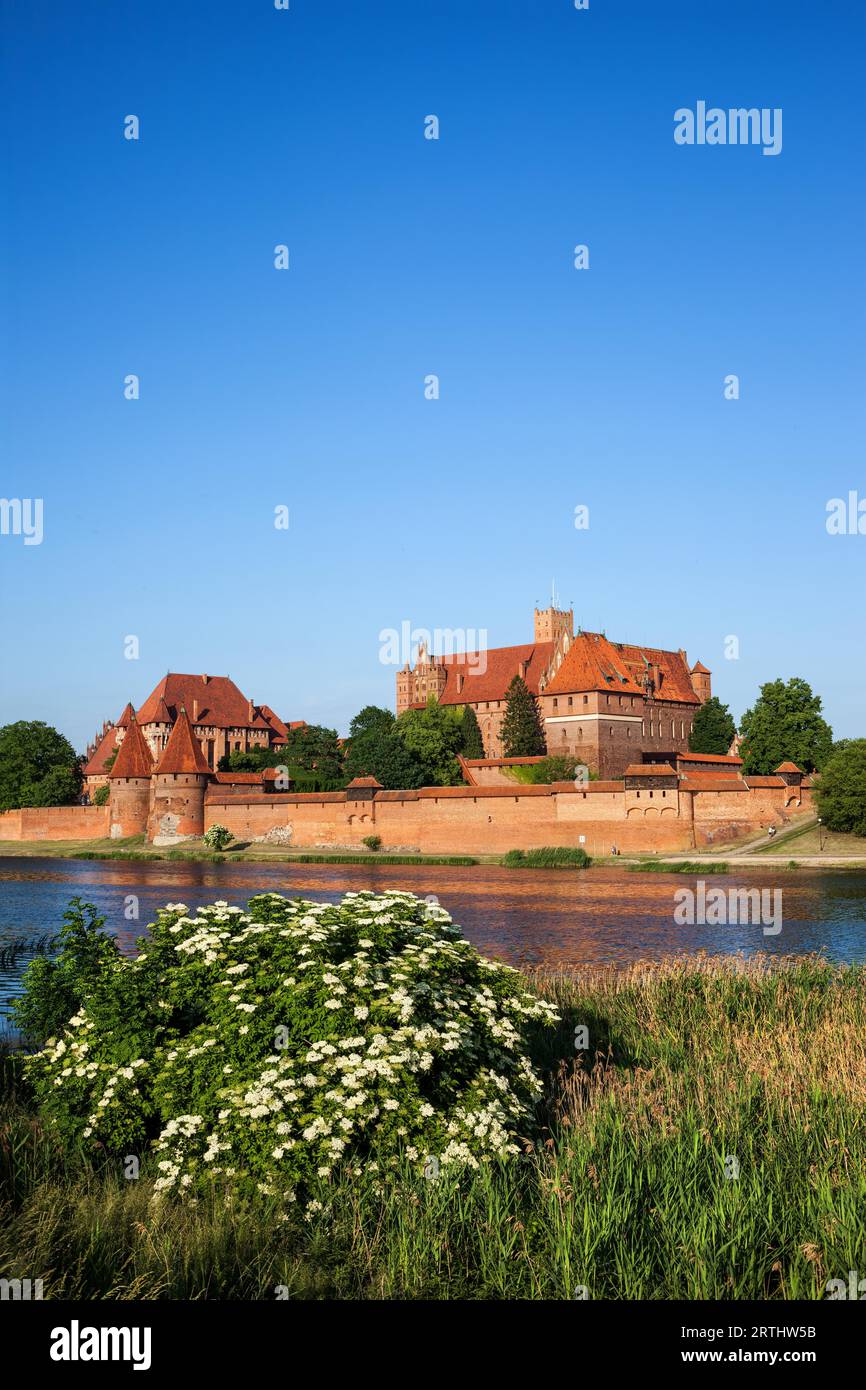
[2,857,865,1020]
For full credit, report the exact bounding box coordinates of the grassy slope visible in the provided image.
[1,954,863,1300]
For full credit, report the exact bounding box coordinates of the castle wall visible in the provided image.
[0,780,813,854]
[0,806,111,841]
[204,783,813,857]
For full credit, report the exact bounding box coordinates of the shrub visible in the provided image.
[203,825,234,851]
[22,892,558,1212]
[502,847,592,869]
[92,784,110,807]
[11,898,120,1044]
[361,835,382,852]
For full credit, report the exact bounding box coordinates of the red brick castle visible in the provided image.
[83,673,294,801]
[397,605,712,778]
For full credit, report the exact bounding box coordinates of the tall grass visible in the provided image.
[502,847,592,869]
[1,954,863,1299]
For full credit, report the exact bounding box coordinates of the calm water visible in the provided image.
[2,857,866,1023]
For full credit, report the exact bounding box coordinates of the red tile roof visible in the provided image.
[434,642,554,705]
[743,775,786,788]
[83,723,121,776]
[677,752,743,766]
[258,705,290,741]
[680,775,748,791]
[462,756,546,767]
[346,776,383,789]
[109,718,153,779]
[138,674,264,731]
[690,661,711,674]
[774,761,803,774]
[116,702,136,728]
[546,631,700,705]
[153,697,173,724]
[154,707,211,775]
[624,763,676,776]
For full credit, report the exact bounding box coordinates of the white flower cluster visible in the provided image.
[29,890,559,1210]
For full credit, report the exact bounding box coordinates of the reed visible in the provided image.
[1,952,863,1300]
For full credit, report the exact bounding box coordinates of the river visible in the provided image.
[1,857,865,1025]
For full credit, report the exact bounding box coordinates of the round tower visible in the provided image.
[147,706,211,844]
[108,713,153,839]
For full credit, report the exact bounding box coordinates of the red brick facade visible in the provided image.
[84,673,295,799]
[396,606,711,775]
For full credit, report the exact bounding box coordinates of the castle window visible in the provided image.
[568,696,572,707]
[583,695,588,705]
[609,727,613,737]
[553,698,558,709]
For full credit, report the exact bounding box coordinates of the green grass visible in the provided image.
[627,859,730,873]
[0,840,478,867]
[292,853,478,865]
[501,847,592,869]
[3,952,861,1299]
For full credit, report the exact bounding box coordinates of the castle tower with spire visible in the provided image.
[108,713,153,839]
[147,707,211,844]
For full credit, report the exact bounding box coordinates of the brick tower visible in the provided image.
[533,605,574,646]
[689,661,712,703]
[108,713,153,838]
[147,706,211,844]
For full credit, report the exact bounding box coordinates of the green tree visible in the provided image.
[279,724,344,781]
[344,708,426,790]
[459,704,485,759]
[348,706,395,741]
[217,726,345,786]
[815,740,866,836]
[0,721,82,811]
[501,676,546,757]
[395,700,466,785]
[738,677,833,775]
[688,697,737,756]
[92,784,110,807]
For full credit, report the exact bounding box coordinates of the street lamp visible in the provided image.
[818,816,825,852]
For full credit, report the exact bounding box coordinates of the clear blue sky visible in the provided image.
[1,0,864,751]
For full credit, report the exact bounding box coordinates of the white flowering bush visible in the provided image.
[24,891,558,1206]
[203,824,233,850]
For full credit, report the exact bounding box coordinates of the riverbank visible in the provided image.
[2,951,863,1299]
[1,829,864,871]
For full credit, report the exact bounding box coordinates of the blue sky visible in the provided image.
[1,0,864,750]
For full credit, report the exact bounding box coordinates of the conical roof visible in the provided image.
[153,697,173,723]
[116,701,137,728]
[109,716,154,779]
[154,707,211,775]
